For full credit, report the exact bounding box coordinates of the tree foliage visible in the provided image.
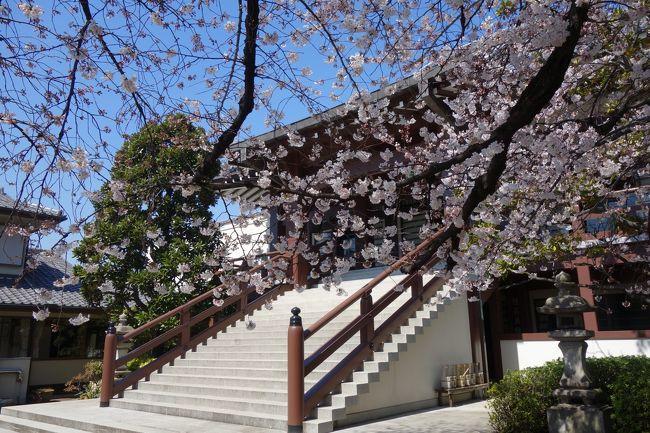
[0,0,647,315]
[488,357,650,433]
[73,115,222,321]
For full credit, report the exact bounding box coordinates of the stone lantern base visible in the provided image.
[547,403,612,433]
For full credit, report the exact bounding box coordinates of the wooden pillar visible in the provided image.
[287,237,309,288]
[467,293,490,384]
[360,292,375,348]
[99,322,117,407]
[490,289,504,380]
[180,308,190,358]
[411,274,423,300]
[292,252,309,288]
[576,265,598,331]
[287,307,304,433]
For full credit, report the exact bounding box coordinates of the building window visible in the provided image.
[47,319,105,359]
[0,316,104,359]
[497,272,579,334]
[595,293,650,331]
[531,293,558,333]
[500,292,522,334]
[585,217,613,234]
[0,317,31,357]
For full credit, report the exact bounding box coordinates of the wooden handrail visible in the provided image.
[121,255,286,342]
[304,230,444,340]
[116,324,184,368]
[303,255,440,376]
[100,252,293,407]
[287,230,450,427]
[302,276,445,415]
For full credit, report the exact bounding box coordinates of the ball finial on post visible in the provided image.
[290,307,302,326]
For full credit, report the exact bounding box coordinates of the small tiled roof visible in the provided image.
[0,190,65,221]
[0,251,93,310]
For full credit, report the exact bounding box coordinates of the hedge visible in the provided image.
[487,356,650,433]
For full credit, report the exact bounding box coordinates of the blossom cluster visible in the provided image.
[1,1,647,321]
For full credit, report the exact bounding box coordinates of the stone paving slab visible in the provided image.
[337,401,492,433]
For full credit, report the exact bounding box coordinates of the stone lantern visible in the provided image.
[114,313,134,379]
[538,271,611,433]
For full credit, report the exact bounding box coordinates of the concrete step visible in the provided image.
[212,336,362,347]
[182,350,349,361]
[217,331,362,343]
[223,315,399,334]
[194,341,359,352]
[110,399,287,431]
[224,316,379,330]
[172,357,344,370]
[149,373,318,390]
[123,390,287,415]
[0,415,87,433]
[178,350,292,360]
[160,365,330,381]
[137,381,288,401]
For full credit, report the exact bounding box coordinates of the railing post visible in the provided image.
[99,322,117,407]
[360,292,374,348]
[180,308,190,358]
[287,307,304,433]
[287,237,308,288]
[411,274,423,300]
[240,285,249,314]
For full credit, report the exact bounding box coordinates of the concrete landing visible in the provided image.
[0,399,284,433]
[0,399,491,433]
[337,401,491,433]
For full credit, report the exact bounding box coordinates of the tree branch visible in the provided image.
[416,1,591,267]
[78,0,148,120]
[197,0,260,182]
[398,2,590,188]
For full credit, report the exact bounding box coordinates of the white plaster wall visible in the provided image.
[344,293,473,416]
[218,214,269,260]
[501,338,650,373]
[0,228,26,275]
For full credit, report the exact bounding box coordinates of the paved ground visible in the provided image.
[337,401,491,433]
[0,399,491,433]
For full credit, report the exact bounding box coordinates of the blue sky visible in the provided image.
[0,1,458,255]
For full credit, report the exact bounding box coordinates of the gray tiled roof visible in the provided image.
[0,251,93,309]
[0,190,65,221]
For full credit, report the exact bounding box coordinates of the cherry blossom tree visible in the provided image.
[1,0,648,317]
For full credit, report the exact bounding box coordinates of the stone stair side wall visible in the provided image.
[339,293,473,425]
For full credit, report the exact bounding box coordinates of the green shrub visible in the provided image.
[126,355,155,371]
[487,360,563,433]
[64,360,103,400]
[78,380,101,399]
[488,356,650,433]
[608,357,650,433]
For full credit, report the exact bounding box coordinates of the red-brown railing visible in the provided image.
[99,252,294,407]
[287,230,447,431]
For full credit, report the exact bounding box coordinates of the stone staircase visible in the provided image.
[0,268,452,433]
